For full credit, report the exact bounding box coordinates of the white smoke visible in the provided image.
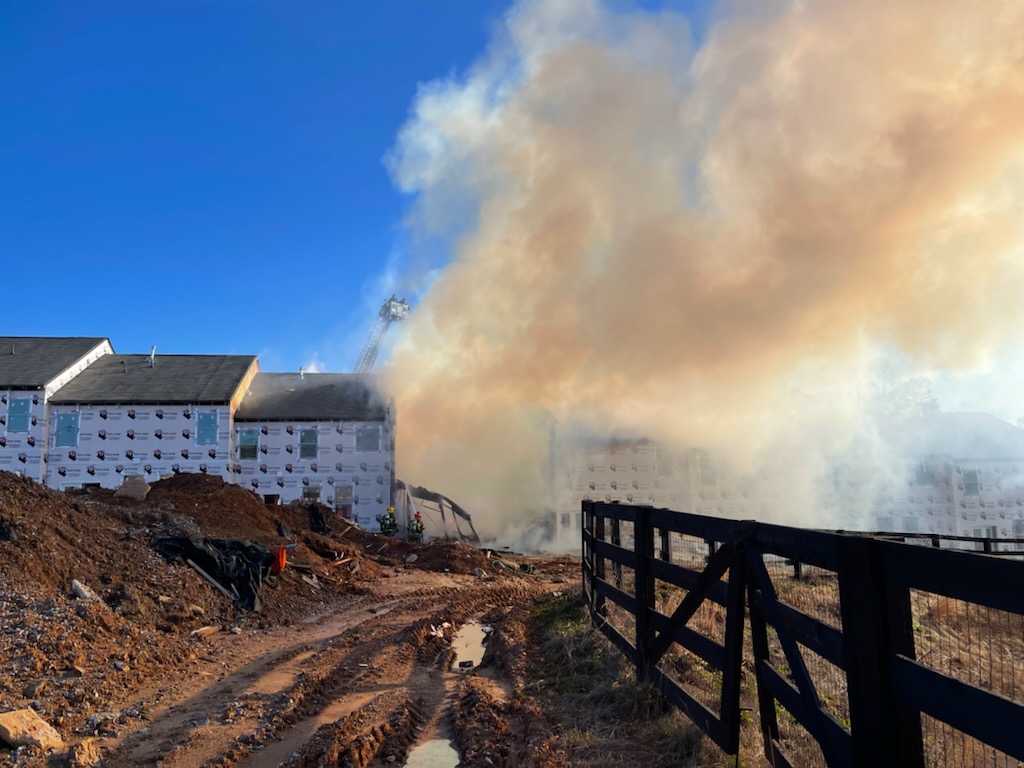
[381,0,1024,535]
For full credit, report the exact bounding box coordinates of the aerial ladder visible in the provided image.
[353,295,409,373]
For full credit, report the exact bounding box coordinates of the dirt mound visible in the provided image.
[146,474,309,544]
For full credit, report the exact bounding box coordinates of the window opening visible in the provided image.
[55,413,80,448]
[299,428,318,459]
[355,426,381,453]
[197,412,219,445]
[238,428,258,460]
[7,398,30,433]
[962,468,980,496]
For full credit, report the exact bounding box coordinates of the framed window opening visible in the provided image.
[299,428,318,459]
[915,462,935,486]
[238,428,258,460]
[197,411,219,445]
[355,426,381,453]
[55,412,80,448]
[7,398,30,433]
[302,483,321,501]
[334,484,353,519]
[962,467,981,496]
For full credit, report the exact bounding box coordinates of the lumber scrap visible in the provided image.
[186,559,234,600]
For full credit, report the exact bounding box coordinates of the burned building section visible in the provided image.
[232,373,395,527]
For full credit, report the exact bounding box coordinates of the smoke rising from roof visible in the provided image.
[382,0,1024,533]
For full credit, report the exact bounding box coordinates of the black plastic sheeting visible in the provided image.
[307,503,329,534]
[152,537,272,612]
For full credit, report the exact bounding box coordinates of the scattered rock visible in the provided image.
[114,476,151,501]
[71,580,100,602]
[85,711,119,731]
[404,554,418,563]
[472,567,485,577]
[69,736,103,767]
[23,680,47,698]
[0,708,64,750]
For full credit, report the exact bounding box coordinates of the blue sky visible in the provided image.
[0,0,514,370]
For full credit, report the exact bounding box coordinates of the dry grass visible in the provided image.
[527,591,743,768]
[594,552,1024,767]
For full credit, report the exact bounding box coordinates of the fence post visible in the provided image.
[611,518,623,589]
[747,549,782,762]
[594,510,607,618]
[836,536,924,768]
[719,543,747,755]
[633,506,655,682]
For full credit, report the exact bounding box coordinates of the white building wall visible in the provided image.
[555,443,691,546]
[232,418,394,528]
[45,403,235,489]
[0,390,46,481]
[0,340,113,483]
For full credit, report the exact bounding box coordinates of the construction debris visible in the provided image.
[154,538,274,611]
[190,625,221,639]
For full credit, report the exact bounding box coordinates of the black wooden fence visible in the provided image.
[581,500,1024,767]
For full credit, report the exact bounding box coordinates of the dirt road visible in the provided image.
[103,568,568,767]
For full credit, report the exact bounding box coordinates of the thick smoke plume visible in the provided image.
[382,0,1024,534]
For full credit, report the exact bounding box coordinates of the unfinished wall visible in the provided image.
[231,418,394,527]
[0,390,46,481]
[45,403,235,488]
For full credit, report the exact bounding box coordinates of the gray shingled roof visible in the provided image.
[0,337,109,388]
[49,354,257,405]
[234,373,388,422]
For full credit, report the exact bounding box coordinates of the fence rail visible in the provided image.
[581,501,1024,767]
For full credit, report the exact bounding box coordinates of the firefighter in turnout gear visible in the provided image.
[377,506,398,537]
[408,510,425,543]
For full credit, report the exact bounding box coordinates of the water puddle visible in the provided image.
[244,697,364,766]
[450,620,488,672]
[403,738,460,768]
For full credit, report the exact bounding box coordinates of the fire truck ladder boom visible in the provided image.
[353,295,409,373]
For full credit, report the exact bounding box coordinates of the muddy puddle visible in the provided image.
[403,738,460,767]
[241,697,362,767]
[450,620,488,672]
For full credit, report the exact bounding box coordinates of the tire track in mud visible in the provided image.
[106,577,547,767]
